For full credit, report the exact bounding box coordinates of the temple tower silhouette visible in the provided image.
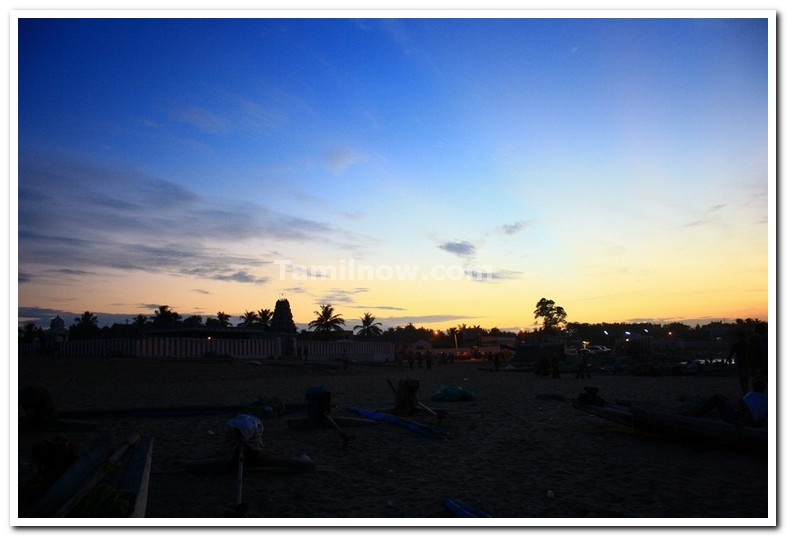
[270,298,296,334]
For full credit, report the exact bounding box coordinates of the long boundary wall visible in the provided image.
[52,337,281,359]
[24,337,395,362]
[296,340,395,362]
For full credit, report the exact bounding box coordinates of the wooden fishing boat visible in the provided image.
[574,398,767,456]
[24,433,153,518]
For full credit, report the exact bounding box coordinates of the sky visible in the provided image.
[15,13,773,333]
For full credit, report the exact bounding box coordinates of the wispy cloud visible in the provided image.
[18,154,345,286]
[317,287,370,305]
[379,313,478,327]
[174,105,230,134]
[229,94,289,132]
[282,287,309,295]
[438,240,476,259]
[682,203,727,229]
[378,19,438,69]
[325,146,368,174]
[353,305,407,311]
[341,210,368,221]
[206,270,269,285]
[499,220,533,235]
[465,267,522,283]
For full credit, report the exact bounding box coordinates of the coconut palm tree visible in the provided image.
[257,308,273,331]
[309,304,345,336]
[152,305,180,328]
[132,314,148,328]
[70,311,100,340]
[354,312,382,339]
[182,315,203,327]
[130,314,148,338]
[216,311,232,327]
[238,310,259,328]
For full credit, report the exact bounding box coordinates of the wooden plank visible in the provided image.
[53,433,141,517]
[27,437,115,517]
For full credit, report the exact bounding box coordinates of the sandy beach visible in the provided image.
[16,355,770,523]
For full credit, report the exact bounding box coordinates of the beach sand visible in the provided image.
[16,355,770,522]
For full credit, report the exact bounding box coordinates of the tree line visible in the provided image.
[18,298,766,346]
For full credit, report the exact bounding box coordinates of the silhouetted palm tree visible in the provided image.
[257,308,273,331]
[152,305,181,328]
[216,311,232,327]
[309,304,345,335]
[131,314,148,338]
[76,311,98,328]
[183,315,203,327]
[19,322,44,343]
[238,310,259,328]
[354,312,382,339]
[71,311,100,340]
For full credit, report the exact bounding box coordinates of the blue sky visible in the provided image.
[16,14,772,331]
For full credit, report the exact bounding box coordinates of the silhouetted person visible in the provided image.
[575,351,591,379]
[550,353,561,379]
[728,331,749,394]
[748,322,768,378]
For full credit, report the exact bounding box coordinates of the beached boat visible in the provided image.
[286,415,379,429]
[24,433,153,518]
[442,496,492,518]
[347,406,445,438]
[574,398,767,456]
